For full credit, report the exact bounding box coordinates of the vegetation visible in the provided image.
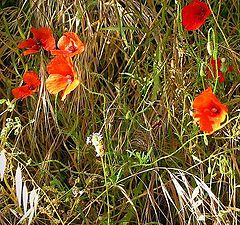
[0,0,239,224]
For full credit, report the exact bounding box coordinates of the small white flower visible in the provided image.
[87,132,104,157]
[95,145,101,157]
[91,133,103,146]
[221,57,226,63]
[86,136,91,145]
[72,186,84,197]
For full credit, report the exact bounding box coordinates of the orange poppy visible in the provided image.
[182,0,211,31]
[207,58,224,83]
[46,56,79,100]
[51,32,84,57]
[17,27,55,56]
[12,71,41,99]
[192,87,228,134]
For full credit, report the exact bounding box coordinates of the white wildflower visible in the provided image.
[86,136,92,145]
[13,117,22,135]
[87,132,104,157]
[221,57,226,63]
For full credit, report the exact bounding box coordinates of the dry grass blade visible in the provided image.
[22,182,28,215]
[15,165,23,208]
[0,150,7,181]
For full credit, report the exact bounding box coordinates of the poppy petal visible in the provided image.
[182,0,211,31]
[46,74,70,94]
[22,49,40,56]
[23,71,41,89]
[192,87,228,134]
[207,58,225,83]
[192,88,212,110]
[228,66,233,72]
[193,87,228,113]
[30,27,56,51]
[12,85,33,100]
[17,38,37,49]
[47,56,75,77]
[61,79,80,101]
[50,49,74,56]
[198,114,214,134]
[218,71,224,83]
[211,111,228,133]
[30,27,52,39]
[51,32,84,57]
[43,36,56,51]
[210,58,221,69]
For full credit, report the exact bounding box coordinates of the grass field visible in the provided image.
[0,0,240,224]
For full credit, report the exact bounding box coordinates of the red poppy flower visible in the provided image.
[192,87,228,134]
[46,56,79,100]
[182,0,211,31]
[207,58,224,83]
[51,32,84,57]
[12,71,41,99]
[17,27,55,56]
[228,65,233,72]
[227,66,240,75]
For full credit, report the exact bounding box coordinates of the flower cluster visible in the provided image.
[206,57,234,83]
[86,132,104,157]
[207,57,225,83]
[181,1,229,134]
[12,27,84,101]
